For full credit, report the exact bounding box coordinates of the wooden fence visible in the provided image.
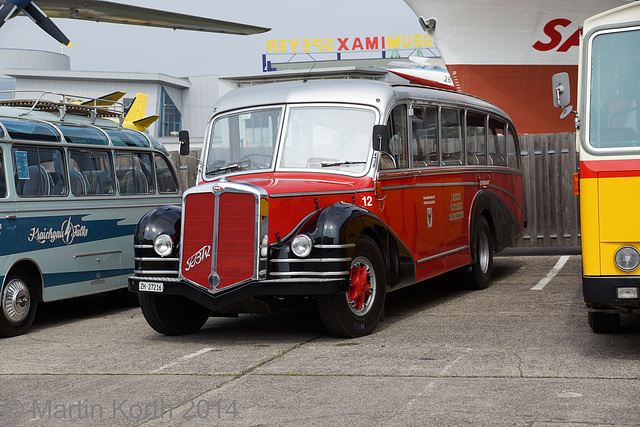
[170,131,581,249]
[517,132,580,247]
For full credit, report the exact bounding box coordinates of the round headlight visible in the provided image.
[291,235,313,258]
[154,234,174,257]
[614,246,640,272]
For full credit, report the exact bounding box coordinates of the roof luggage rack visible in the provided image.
[0,90,125,125]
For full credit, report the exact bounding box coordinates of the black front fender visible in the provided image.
[271,202,415,291]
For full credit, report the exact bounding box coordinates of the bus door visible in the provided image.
[410,105,445,280]
[376,104,418,256]
[0,146,18,272]
[440,108,468,271]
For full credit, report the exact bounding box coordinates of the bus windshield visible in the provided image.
[205,107,282,177]
[204,105,376,177]
[279,106,375,173]
[588,27,640,149]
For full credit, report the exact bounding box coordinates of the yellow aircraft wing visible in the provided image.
[131,115,159,132]
[81,90,125,106]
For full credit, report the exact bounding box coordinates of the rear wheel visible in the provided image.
[467,216,493,290]
[139,292,210,336]
[0,268,38,337]
[317,236,386,337]
[588,311,620,333]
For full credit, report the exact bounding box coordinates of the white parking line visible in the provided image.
[530,255,570,291]
[152,347,215,373]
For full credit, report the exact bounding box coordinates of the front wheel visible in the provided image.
[139,292,210,336]
[0,268,38,337]
[317,236,387,337]
[467,216,494,290]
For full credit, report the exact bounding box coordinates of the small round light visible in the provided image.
[291,235,313,258]
[154,234,174,257]
[614,246,640,272]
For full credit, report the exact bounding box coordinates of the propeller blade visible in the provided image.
[0,3,19,28]
[22,2,71,46]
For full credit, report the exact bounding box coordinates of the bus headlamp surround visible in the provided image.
[154,234,174,257]
[614,246,640,272]
[291,234,313,258]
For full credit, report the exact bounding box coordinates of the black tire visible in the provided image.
[139,292,210,336]
[588,311,620,333]
[317,236,386,337]
[0,268,38,337]
[467,215,493,290]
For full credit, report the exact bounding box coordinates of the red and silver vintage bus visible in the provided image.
[129,80,525,337]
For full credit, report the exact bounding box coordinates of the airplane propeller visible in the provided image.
[0,0,71,46]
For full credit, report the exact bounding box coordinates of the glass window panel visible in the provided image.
[69,149,114,195]
[488,117,507,166]
[13,146,66,197]
[588,28,640,148]
[115,151,154,195]
[441,108,463,165]
[155,155,179,194]
[411,106,438,167]
[281,106,374,173]
[466,112,486,165]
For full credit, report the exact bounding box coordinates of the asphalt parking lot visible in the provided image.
[1,251,639,426]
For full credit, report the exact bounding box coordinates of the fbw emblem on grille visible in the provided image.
[185,245,211,271]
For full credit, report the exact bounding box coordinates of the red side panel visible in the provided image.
[216,192,256,289]
[182,192,215,289]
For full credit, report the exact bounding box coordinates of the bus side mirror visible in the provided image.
[179,130,190,156]
[552,72,574,119]
[372,125,390,151]
[552,72,571,108]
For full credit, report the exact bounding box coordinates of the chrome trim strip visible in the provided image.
[271,257,351,263]
[13,201,180,214]
[489,184,526,214]
[381,182,478,191]
[378,167,523,180]
[134,257,180,262]
[269,189,357,198]
[259,277,345,283]
[417,245,469,264]
[134,270,180,275]
[270,271,349,277]
[74,249,122,258]
[134,244,152,249]
[315,243,356,249]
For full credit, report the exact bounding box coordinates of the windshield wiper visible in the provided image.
[206,160,250,176]
[321,161,366,167]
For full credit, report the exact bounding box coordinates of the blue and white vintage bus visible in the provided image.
[0,91,182,337]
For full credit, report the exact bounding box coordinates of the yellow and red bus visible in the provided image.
[555,2,640,332]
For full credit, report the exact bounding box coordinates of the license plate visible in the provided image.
[138,281,164,293]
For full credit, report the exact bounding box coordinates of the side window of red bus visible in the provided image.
[115,151,154,195]
[507,126,520,169]
[411,106,438,167]
[154,155,179,194]
[488,117,507,166]
[384,105,409,169]
[0,149,6,198]
[69,149,114,195]
[441,109,463,165]
[466,112,486,165]
[13,146,66,197]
